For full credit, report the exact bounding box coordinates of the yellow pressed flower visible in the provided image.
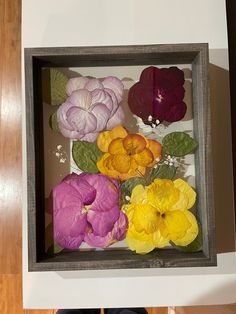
[97,125,162,181]
[123,178,198,254]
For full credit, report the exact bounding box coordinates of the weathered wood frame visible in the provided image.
[25,44,216,271]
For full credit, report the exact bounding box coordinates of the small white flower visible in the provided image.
[169,162,174,166]
[57,145,62,150]
[55,152,60,157]
[125,195,131,201]
[60,158,66,163]
[148,115,153,122]
[164,160,169,165]
[156,119,160,125]
[151,123,156,128]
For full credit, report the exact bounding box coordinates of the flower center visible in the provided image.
[127,149,134,156]
[82,204,92,214]
[156,211,165,218]
[125,143,138,156]
[156,90,164,103]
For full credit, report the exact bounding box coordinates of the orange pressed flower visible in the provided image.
[97,125,162,181]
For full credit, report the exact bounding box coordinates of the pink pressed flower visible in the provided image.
[52,179,88,250]
[85,211,128,248]
[57,76,125,141]
[128,66,187,125]
[52,173,128,250]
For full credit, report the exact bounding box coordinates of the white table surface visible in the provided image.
[22,0,236,309]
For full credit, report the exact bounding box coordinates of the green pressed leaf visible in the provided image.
[163,132,198,157]
[45,223,63,254]
[54,242,63,254]
[120,177,146,205]
[49,112,60,132]
[45,222,53,252]
[72,140,102,173]
[42,68,68,105]
[171,225,202,253]
[149,164,177,180]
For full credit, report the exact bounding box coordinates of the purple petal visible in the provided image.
[68,89,92,108]
[58,128,84,140]
[52,172,123,251]
[57,101,74,131]
[80,132,99,142]
[84,232,111,248]
[54,206,87,237]
[82,174,119,212]
[91,89,115,114]
[57,103,84,139]
[107,106,124,130]
[62,172,80,182]
[63,174,97,205]
[87,206,120,237]
[52,179,88,250]
[91,103,111,132]
[85,78,103,91]
[66,107,97,134]
[111,211,128,241]
[57,90,101,140]
[53,181,83,211]
[104,88,118,114]
[84,211,128,248]
[65,77,90,96]
[102,76,124,103]
[55,233,85,250]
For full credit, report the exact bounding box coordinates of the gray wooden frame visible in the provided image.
[24,43,216,271]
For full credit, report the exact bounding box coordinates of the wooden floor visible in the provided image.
[0,0,54,312]
[0,0,235,313]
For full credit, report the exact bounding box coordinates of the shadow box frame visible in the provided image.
[24,43,216,271]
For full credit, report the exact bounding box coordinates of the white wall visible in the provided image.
[23,0,228,49]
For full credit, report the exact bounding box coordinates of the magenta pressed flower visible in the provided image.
[128,66,187,124]
[52,172,128,250]
[57,76,125,142]
[85,211,128,248]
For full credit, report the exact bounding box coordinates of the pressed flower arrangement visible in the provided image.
[25,44,216,271]
[46,65,201,255]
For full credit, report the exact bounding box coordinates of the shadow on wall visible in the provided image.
[209,63,235,253]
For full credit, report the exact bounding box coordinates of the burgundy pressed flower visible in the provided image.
[128,66,187,124]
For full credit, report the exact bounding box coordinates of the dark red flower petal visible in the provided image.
[164,101,187,122]
[140,66,162,86]
[128,66,186,124]
[128,82,157,122]
[160,67,185,87]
